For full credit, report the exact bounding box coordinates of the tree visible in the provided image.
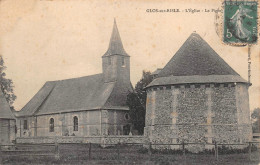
[126,71,154,135]
[0,55,16,110]
[251,107,260,133]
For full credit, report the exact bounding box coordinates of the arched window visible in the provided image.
[49,118,54,132]
[73,116,78,131]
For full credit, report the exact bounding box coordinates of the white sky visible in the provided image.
[0,0,259,111]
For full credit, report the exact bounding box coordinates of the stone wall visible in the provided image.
[16,117,36,137]
[16,136,146,145]
[235,83,252,142]
[102,54,130,83]
[16,110,131,138]
[145,83,252,152]
[102,109,130,136]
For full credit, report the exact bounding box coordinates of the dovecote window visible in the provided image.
[73,116,78,131]
[121,57,125,66]
[24,120,28,130]
[49,118,54,132]
[108,57,112,65]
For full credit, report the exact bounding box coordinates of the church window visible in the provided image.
[121,57,125,66]
[49,118,54,132]
[24,120,28,130]
[125,113,130,120]
[108,57,111,65]
[73,116,78,131]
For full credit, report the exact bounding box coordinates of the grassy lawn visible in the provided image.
[2,144,259,165]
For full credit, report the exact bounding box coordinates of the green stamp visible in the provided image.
[224,1,258,44]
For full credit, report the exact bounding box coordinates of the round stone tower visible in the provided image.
[144,33,252,152]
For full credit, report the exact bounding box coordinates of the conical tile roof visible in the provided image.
[146,33,247,88]
[158,33,239,77]
[103,19,129,57]
[0,89,15,119]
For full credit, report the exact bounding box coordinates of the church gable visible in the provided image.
[17,81,56,117]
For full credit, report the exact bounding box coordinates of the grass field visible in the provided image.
[2,144,259,165]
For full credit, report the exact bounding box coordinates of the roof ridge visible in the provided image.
[17,81,56,116]
[46,73,103,83]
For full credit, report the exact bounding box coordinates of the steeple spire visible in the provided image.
[103,19,129,57]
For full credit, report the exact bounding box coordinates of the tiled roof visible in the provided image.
[151,68,162,75]
[17,74,131,117]
[0,89,15,119]
[146,33,246,87]
[158,33,239,77]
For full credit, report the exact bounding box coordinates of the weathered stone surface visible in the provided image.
[16,136,146,145]
[145,83,252,152]
[16,110,130,138]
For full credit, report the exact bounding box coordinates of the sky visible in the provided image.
[0,0,259,111]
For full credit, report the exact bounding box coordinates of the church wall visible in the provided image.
[102,110,130,136]
[103,56,117,82]
[16,117,36,137]
[145,83,251,152]
[36,110,102,137]
[16,109,133,138]
[102,55,130,83]
[116,56,130,83]
[37,114,62,136]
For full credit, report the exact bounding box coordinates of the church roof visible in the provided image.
[0,89,15,119]
[158,33,239,77]
[147,33,246,88]
[103,19,129,57]
[17,74,131,117]
[151,68,162,75]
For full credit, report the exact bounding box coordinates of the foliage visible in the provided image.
[0,55,16,110]
[251,107,260,133]
[126,71,154,135]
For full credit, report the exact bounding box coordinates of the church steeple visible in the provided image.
[103,19,129,57]
[102,19,130,83]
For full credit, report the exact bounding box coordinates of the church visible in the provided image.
[15,20,133,138]
[144,33,252,152]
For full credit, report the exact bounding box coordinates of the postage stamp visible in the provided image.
[223,1,258,45]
